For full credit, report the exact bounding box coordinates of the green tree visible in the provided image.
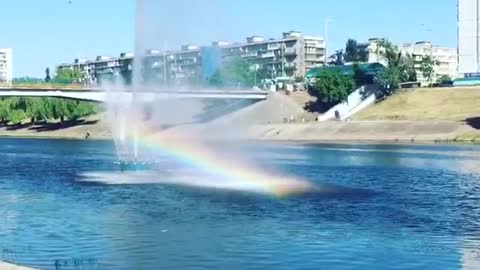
[0,98,12,124]
[401,54,417,82]
[344,39,369,63]
[374,39,417,95]
[209,57,254,88]
[54,67,82,84]
[419,55,437,86]
[352,63,369,87]
[45,67,51,83]
[329,50,345,66]
[345,39,359,62]
[312,69,355,105]
[25,98,51,123]
[12,77,44,84]
[438,75,452,84]
[9,109,27,125]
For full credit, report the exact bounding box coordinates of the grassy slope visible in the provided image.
[354,87,480,121]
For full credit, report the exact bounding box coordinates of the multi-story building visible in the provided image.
[57,53,133,85]
[218,31,325,79]
[400,42,458,84]
[0,48,13,85]
[458,0,480,77]
[57,31,325,86]
[142,45,203,86]
[358,39,457,85]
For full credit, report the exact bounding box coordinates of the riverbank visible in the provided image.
[1,89,480,143]
[3,118,478,144]
[160,118,480,143]
[247,120,480,143]
[0,115,111,140]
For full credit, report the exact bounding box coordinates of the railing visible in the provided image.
[284,48,297,55]
[317,85,379,121]
[1,83,86,89]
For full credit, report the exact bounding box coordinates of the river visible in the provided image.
[1,138,480,270]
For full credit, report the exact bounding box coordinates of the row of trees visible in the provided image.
[12,67,82,86]
[0,97,99,125]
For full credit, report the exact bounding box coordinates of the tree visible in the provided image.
[312,69,355,105]
[329,50,345,66]
[25,97,51,123]
[45,67,51,83]
[344,39,369,63]
[374,39,417,95]
[208,57,254,88]
[12,77,44,84]
[345,39,359,63]
[352,63,369,87]
[438,75,452,84]
[419,55,437,86]
[401,54,417,82]
[0,98,11,124]
[54,67,82,84]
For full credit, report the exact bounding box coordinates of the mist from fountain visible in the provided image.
[96,0,316,195]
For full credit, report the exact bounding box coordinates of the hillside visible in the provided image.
[354,87,480,121]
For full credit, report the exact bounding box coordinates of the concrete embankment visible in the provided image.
[247,120,480,142]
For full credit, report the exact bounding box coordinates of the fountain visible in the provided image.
[96,0,314,195]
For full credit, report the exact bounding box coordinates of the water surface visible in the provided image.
[1,138,480,269]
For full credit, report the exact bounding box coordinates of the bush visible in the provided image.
[311,70,355,105]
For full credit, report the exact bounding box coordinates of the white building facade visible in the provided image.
[400,42,458,84]
[58,31,326,86]
[360,39,457,85]
[458,0,480,76]
[0,48,13,85]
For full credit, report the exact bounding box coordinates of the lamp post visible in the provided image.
[325,17,333,65]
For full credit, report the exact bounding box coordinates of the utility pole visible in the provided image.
[281,42,285,77]
[325,17,332,65]
[163,51,167,86]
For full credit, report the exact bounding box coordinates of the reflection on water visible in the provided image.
[0,139,480,269]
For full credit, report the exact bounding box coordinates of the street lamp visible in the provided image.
[325,17,333,65]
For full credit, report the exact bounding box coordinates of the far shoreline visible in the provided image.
[2,133,480,147]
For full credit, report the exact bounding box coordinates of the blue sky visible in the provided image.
[0,0,458,77]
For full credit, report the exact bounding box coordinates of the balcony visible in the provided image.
[267,44,281,50]
[285,62,296,68]
[284,48,297,55]
[242,52,259,58]
[261,52,275,58]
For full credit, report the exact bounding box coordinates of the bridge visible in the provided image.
[0,87,269,102]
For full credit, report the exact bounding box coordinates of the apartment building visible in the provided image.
[0,48,13,84]
[458,0,480,77]
[400,42,458,84]
[57,53,134,85]
[358,39,457,85]
[57,31,325,86]
[142,45,202,85]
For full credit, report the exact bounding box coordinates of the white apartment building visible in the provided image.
[58,31,325,85]
[400,42,458,84]
[0,48,13,85]
[458,0,480,76]
[360,39,457,85]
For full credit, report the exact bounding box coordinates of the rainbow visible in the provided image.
[123,124,315,196]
